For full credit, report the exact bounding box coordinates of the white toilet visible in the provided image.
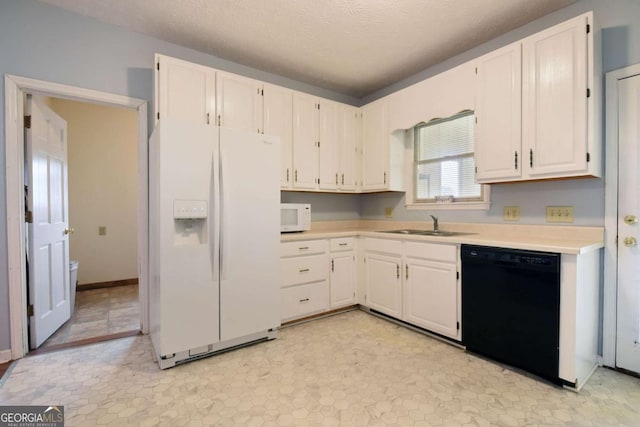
[69,260,79,313]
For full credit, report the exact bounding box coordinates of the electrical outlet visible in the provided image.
[546,206,574,223]
[503,206,520,221]
[384,207,393,218]
[98,226,107,236]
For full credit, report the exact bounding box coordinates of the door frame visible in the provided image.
[603,63,640,367]
[5,75,148,359]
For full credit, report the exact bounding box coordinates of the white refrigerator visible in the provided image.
[149,119,280,369]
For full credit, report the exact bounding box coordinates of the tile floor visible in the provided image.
[42,284,140,348]
[1,310,639,426]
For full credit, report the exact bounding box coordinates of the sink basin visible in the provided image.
[378,229,474,237]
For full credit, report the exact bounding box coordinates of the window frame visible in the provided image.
[405,111,491,211]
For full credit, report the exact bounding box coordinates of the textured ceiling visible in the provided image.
[38,0,574,98]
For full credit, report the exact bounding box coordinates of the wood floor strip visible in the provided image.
[28,330,142,356]
[77,278,138,291]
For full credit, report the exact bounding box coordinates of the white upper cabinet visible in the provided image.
[216,71,263,133]
[361,98,389,191]
[318,100,341,190]
[475,12,599,183]
[522,12,594,179]
[292,92,320,189]
[155,54,215,126]
[263,84,293,188]
[340,106,360,191]
[475,42,523,182]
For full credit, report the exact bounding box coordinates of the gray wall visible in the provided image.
[2,0,640,352]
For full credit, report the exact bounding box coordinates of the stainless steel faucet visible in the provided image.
[429,215,439,232]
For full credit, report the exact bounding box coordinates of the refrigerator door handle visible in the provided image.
[210,152,220,280]
[219,145,229,281]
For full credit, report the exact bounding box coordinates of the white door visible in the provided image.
[403,258,459,339]
[475,42,522,183]
[340,106,359,191]
[365,253,401,318]
[263,84,293,188]
[216,72,263,132]
[25,96,71,349]
[361,99,389,190]
[330,252,355,308]
[522,14,589,178]
[219,128,281,341]
[318,100,341,190]
[617,74,640,374]
[292,92,319,189]
[155,54,215,125]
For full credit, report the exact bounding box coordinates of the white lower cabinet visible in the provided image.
[330,238,356,308]
[363,238,461,340]
[280,240,329,322]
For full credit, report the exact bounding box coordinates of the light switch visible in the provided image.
[546,206,574,223]
[384,207,393,218]
[503,206,520,221]
[98,226,107,236]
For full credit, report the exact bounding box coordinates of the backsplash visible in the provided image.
[283,177,605,226]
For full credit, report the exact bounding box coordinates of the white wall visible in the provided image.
[49,99,138,285]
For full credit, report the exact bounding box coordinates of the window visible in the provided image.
[413,111,485,206]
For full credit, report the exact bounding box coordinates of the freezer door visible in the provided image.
[219,127,281,340]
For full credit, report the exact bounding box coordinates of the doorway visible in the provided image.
[5,75,148,359]
[604,65,640,375]
[32,96,141,349]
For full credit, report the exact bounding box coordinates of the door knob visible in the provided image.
[623,237,637,247]
[624,215,638,225]
[64,228,75,235]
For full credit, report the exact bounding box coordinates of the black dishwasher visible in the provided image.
[461,245,561,384]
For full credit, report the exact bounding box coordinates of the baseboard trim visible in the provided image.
[77,278,138,291]
[0,349,11,364]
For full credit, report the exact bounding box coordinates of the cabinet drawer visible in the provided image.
[330,237,355,252]
[281,254,329,287]
[281,239,328,257]
[281,280,329,321]
[404,241,457,263]
[364,237,402,255]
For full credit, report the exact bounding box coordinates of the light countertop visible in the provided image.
[280,220,604,255]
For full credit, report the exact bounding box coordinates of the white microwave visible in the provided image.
[281,203,311,232]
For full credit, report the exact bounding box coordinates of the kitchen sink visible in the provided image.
[378,229,474,237]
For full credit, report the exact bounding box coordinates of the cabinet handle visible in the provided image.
[338,243,347,246]
[514,151,518,170]
[384,172,387,184]
[529,149,533,168]
[299,268,310,273]
[295,169,298,182]
[341,174,344,185]
[207,112,210,125]
[405,264,408,280]
[298,246,309,251]
[396,264,400,279]
[336,173,338,185]
[286,168,290,183]
[331,260,334,272]
[299,298,310,303]
[217,115,221,126]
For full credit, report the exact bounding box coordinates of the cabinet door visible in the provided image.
[403,258,459,339]
[340,106,359,191]
[361,99,389,191]
[475,43,522,183]
[330,252,356,308]
[292,92,319,189]
[522,15,589,178]
[365,253,401,318]
[155,54,215,126]
[216,71,263,133]
[263,84,293,188]
[318,100,341,190]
